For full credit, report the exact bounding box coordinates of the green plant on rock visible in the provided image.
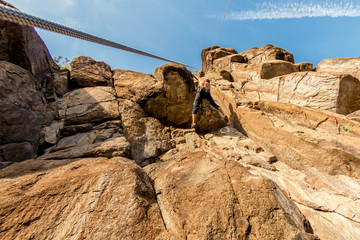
[340,124,349,132]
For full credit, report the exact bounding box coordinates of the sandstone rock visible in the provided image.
[39,121,65,147]
[62,123,94,136]
[0,61,45,161]
[316,57,360,80]
[240,44,295,65]
[118,99,177,164]
[113,69,162,103]
[0,157,168,239]
[193,100,228,133]
[39,137,130,160]
[170,127,195,144]
[220,69,234,81]
[58,86,120,124]
[53,69,69,97]
[249,159,360,240]
[201,46,239,71]
[55,128,120,149]
[145,151,315,239]
[260,60,299,79]
[347,110,360,123]
[297,62,314,72]
[213,87,360,179]
[144,64,196,127]
[0,0,58,80]
[242,72,360,115]
[70,56,112,87]
[0,142,36,162]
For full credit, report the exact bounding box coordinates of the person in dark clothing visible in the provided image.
[191,78,228,128]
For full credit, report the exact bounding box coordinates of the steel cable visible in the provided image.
[0,4,195,69]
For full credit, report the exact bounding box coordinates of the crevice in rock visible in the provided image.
[313,117,329,130]
[294,199,360,224]
[148,176,168,231]
[154,192,168,230]
[223,161,250,236]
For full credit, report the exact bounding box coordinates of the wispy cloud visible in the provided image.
[226,1,360,20]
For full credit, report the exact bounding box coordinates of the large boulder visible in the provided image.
[58,86,120,124]
[70,56,113,88]
[213,88,360,179]
[145,151,315,239]
[316,57,360,80]
[240,72,360,115]
[260,60,299,79]
[0,0,58,80]
[0,157,168,239]
[0,61,45,162]
[201,46,238,72]
[119,99,175,164]
[193,100,228,133]
[144,63,196,127]
[113,69,162,103]
[39,137,131,160]
[240,44,295,65]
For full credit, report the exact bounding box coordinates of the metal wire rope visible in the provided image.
[0,3,195,69]
[212,0,232,47]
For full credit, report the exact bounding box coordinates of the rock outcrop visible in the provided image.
[144,63,196,127]
[0,61,45,162]
[70,56,113,88]
[1,5,360,238]
[316,57,360,80]
[0,0,58,80]
[0,0,60,164]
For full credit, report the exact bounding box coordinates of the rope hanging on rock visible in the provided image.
[0,4,195,69]
[212,0,232,47]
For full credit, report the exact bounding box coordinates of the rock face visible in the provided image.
[316,57,360,80]
[202,44,360,116]
[1,17,360,239]
[58,86,120,124]
[0,0,58,80]
[0,158,167,240]
[0,61,45,162]
[0,0,60,163]
[70,56,113,88]
[241,72,360,115]
[113,69,162,103]
[240,44,295,65]
[146,150,314,239]
[144,63,196,127]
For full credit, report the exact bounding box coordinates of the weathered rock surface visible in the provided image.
[214,86,360,178]
[3,32,360,240]
[240,72,360,115]
[316,57,360,80]
[201,46,239,72]
[193,100,228,133]
[240,44,295,65]
[260,60,299,79]
[0,61,45,161]
[70,56,113,87]
[347,110,360,123]
[113,69,162,103]
[0,0,58,80]
[145,150,315,239]
[144,63,196,127]
[58,86,120,124]
[0,157,168,240]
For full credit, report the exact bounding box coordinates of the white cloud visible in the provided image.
[226,1,360,20]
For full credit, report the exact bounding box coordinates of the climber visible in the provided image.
[191,77,228,128]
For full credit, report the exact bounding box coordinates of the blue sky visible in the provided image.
[5,0,360,73]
